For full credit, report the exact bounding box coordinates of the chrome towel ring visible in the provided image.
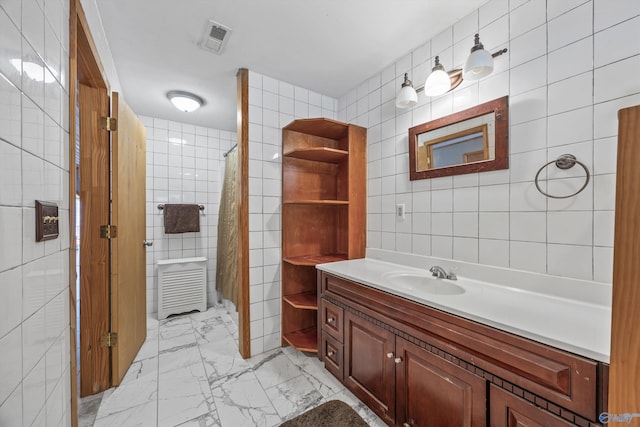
[534,154,590,199]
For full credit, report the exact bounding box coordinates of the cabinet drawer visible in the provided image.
[490,385,576,427]
[321,298,344,342]
[321,332,343,379]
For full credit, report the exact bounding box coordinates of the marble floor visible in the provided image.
[81,305,385,427]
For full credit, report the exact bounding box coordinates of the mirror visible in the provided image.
[409,96,508,180]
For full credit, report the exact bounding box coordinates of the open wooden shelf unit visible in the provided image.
[281,117,366,353]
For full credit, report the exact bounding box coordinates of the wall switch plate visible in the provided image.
[396,204,405,219]
[35,200,59,242]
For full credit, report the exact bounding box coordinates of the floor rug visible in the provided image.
[280,400,370,427]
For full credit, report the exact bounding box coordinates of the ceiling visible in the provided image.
[97,0,488,131]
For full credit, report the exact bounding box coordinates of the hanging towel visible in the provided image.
[163,204,200,233]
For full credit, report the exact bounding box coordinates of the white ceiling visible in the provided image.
[97,0,488,131]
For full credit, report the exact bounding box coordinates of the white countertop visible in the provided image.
[317,249,612,363]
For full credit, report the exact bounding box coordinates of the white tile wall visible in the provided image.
[338,0,640,284]
[247,71,337,356]
[140,115,235,315]
[0,0,71,425]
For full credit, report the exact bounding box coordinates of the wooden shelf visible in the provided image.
[283,254,348,266]
[283,327,318,353]
[283,147,348,163]
[283,200,349,206]
[283,118,349,139]
[283,292,318,310]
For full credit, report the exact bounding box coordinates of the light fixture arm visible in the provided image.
[491,48,508,58]
[432,56,445,72]
[401,73,413,88]
[470,33,484,53]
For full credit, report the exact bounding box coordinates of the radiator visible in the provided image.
[157,257,207,319]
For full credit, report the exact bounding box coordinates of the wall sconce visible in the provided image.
[395,33,507,108]
[424,56,464,97]
[395,73,419,108]
[464,33,502,80]
[167,90,205,112]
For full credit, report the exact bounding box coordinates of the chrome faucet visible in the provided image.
[429,266,457,280]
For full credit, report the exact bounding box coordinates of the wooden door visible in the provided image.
[490,386,574,427]
[110,92,147,385]
[396,337,486,427]
[609,104,640,416]
[79,84,111,396]
[343,311,395,425]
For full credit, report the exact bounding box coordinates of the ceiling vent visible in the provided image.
[198,20,232,54]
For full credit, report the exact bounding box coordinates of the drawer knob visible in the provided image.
[327,317,335,323]
[327,350,335,357]
[386,352,394,359]
[394,357,403,364]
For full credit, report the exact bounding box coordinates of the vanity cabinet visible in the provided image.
[280,118,366,352]
[490,386,575,427]
[318,271,607,427]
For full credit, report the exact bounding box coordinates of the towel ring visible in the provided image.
[534,154,590,199]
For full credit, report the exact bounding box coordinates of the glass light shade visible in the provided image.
[424,69,451,97]
[167,91,204,112]
[463,48,493,80]
[169,96,201,112]
[396,85,418,109]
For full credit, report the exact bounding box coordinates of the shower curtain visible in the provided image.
[216,147,238,307]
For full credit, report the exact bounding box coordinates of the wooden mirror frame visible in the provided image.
[408,96,509,180]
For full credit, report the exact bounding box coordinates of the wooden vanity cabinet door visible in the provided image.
[396,337,487,427]
[490,386,575,427]
[344,310,396,425]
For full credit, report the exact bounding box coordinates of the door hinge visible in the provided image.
[100,224,117,239]
[100,116,118,131]
[100,332,118,348]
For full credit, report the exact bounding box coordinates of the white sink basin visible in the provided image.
[382,272,466,295]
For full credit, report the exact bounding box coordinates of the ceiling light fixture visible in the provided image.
[167,90,205,112]
[396,33,507,108]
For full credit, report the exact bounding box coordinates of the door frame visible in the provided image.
[69,0,110,422]
[77,83,111,396]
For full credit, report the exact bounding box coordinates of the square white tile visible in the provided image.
[509,0,546,38]
[479,239,510,267]
[548,2,592,51]
[594,15,640,68]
